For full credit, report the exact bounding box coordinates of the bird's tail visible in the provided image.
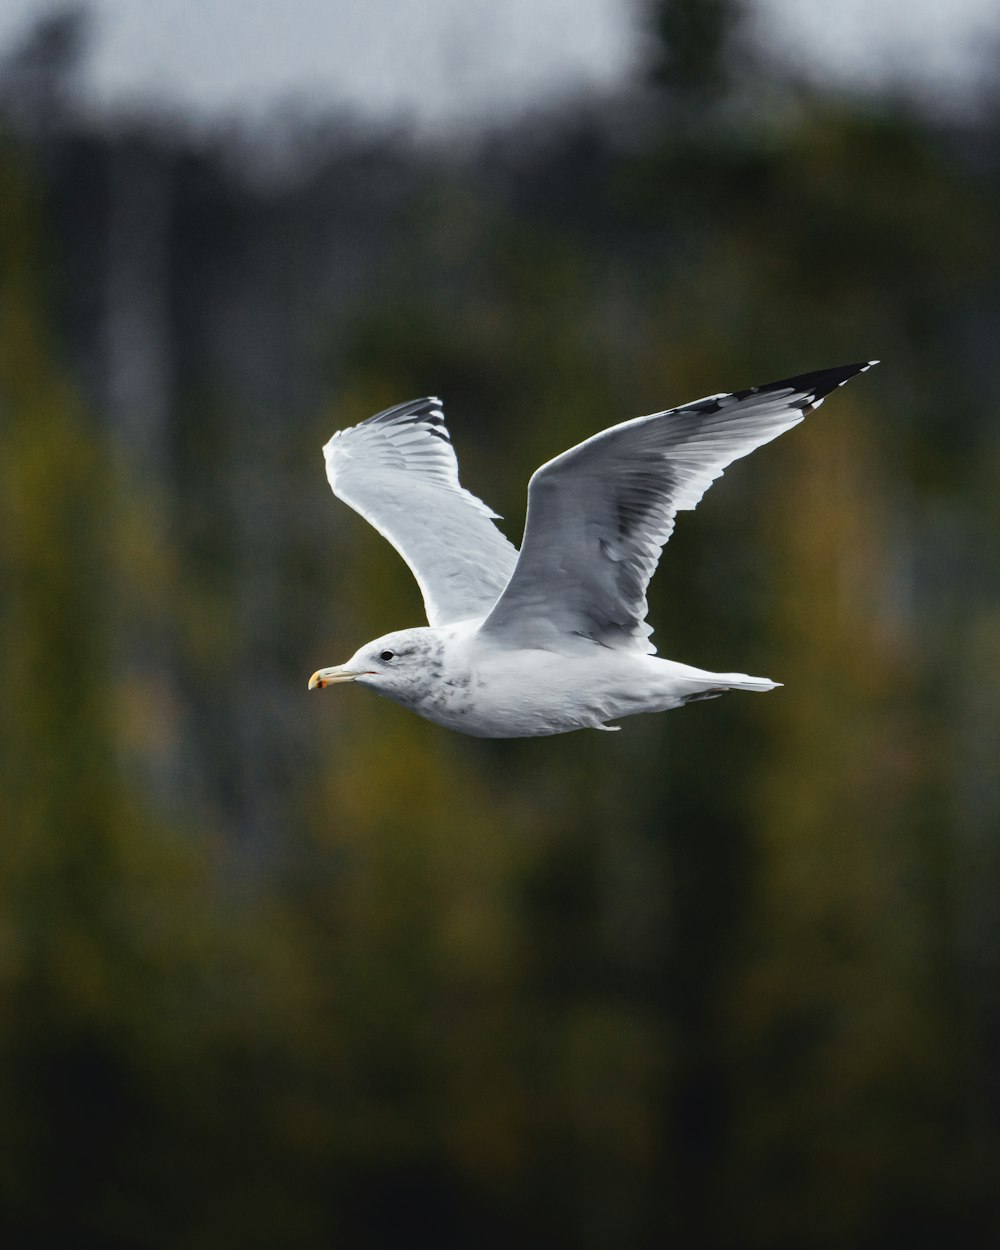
[676,671,781,704]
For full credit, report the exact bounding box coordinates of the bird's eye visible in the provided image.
[379,650,395,662]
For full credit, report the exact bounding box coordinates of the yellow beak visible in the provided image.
[308,666,366,690]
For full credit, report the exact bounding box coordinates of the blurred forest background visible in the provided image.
[2,1,1000,1247]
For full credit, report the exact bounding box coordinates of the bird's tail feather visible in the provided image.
[678,672,780,704]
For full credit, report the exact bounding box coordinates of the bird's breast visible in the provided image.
[406,646,641,738]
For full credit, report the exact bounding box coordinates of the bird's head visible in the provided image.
[308,627,443,707]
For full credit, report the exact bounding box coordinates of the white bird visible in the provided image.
[309,363,876,737]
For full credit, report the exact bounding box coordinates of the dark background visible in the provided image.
[2,2,999,1246]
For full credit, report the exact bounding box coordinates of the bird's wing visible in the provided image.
[324,397,518,626]
[479,363,877,652]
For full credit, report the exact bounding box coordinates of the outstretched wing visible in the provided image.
[479,363,877,652]
[324,397,518,626]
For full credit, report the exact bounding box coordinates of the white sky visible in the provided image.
[0,0,997,130]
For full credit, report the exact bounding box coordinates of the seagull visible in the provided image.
[309,362,876,737]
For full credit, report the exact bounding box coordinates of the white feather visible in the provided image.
[479,363,877,652]
[324,397,517,626]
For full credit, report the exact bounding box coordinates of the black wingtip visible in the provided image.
[795,360,878,408]
[800,360,878,397]
[732,361,877,407]
[362,396,452,440]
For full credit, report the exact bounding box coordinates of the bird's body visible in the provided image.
[322,621,777,738]
[310,363,876,737]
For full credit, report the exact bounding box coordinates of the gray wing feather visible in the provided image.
[479,363,876,652]
[324,397,517,626]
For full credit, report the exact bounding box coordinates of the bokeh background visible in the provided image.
[2,2,1000,1246]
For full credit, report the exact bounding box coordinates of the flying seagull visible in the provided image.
[309,362,876,737]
